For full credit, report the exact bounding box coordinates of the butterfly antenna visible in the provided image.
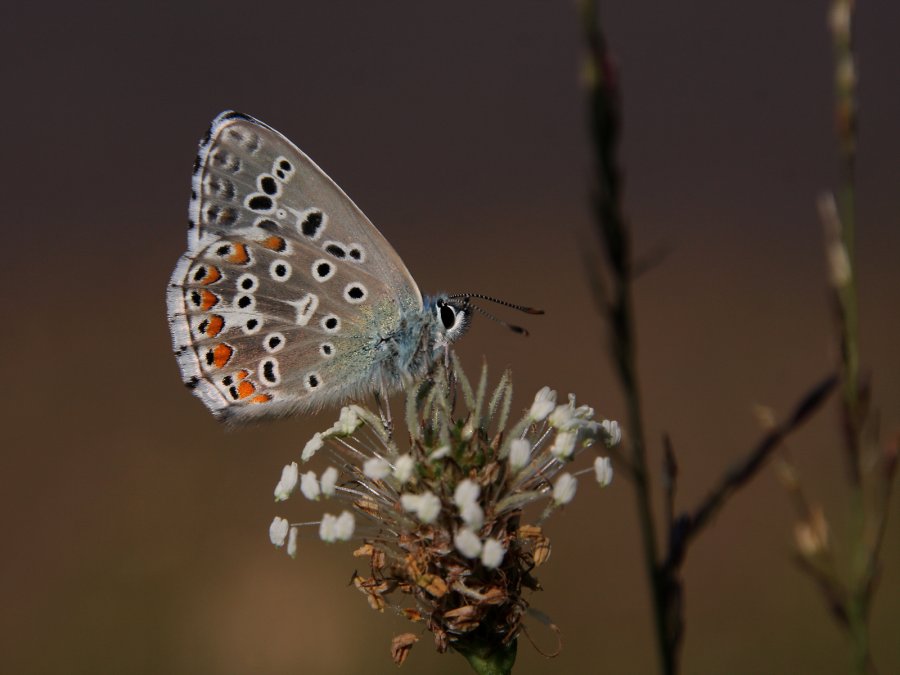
[448,293,544,315]
[469,303,531,337]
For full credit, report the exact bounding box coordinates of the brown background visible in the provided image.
[2,1,899,673]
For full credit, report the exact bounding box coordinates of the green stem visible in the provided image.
[828,3,872,673]
[577,1,672,672]
[456,639,517,675]
[625,345,673,675]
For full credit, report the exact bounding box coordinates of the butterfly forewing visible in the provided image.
[168,111,423,421]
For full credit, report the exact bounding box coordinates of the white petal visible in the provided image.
[393,454,415,484]
[401,491,441,524]
[594,456,614,487]
[274,462,299,501]
[269,516,289,546]
[601,419,621,446]
[571,397,595,421]
[301,432,324,461]
[549,402,574,429]
[300,471,321,500]
[453,479,480,509]
[460,501,484,529]
[481,538,506,569]
[363,457,391,480]
[287,526,299,557]
[454,528,483,558]
[428,445,450,461]
[508,438,531,472]
[334,511,356,540]
[550,430,577,460]
[320,466,339,496]
[400,493,421,512]
[553,472,577,505]
[327,406,361,436]
[319,513,337,542]
[528,386,557,422]
[417,492,442,523]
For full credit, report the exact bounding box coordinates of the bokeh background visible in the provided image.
[3,1,899,673]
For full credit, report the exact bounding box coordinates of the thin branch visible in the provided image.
[663,434,677,534]
[793,554,850,627]
[667,374,838,568]
[578,1,670,672]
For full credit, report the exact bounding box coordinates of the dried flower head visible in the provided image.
[270,356,618,667]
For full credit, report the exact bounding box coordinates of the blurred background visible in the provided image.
[2,1,898,673]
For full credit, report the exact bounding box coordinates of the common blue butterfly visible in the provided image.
[167,112,534,423]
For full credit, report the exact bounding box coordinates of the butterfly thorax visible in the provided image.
[334,294,471,396]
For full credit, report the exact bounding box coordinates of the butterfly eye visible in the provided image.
[439,304,457,330]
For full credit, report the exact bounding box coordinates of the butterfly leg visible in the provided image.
[372,384,393,439]
[441,348,459,414]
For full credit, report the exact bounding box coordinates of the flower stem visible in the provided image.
[577,1,673,672]
[456,639,517,675]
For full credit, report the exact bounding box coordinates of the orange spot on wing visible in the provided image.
[205,315,224,337]
[200,290,219,310]
[212,343,233,368]
[237,380,255,399]
[260,235,286,251]
[250,394,272,404]
[201,266,222,285]
[226,243,250,264]
[235,369,249,380]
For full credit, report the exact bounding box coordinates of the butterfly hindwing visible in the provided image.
[168,111,424,421]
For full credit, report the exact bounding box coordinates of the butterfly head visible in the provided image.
[431,295,473,343]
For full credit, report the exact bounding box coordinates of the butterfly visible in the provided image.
[167,111,538,423]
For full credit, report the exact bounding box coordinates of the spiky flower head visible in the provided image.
[270,355,617,668]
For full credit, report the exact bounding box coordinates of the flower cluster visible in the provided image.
[269,358,618,665]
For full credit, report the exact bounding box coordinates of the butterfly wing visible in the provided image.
[167,111,424,421]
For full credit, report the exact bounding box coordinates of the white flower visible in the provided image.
[319,511,356,542]
[827,238,851,287]
[549,394,595,431]
[363,457,391,480]
[509,438,531,472]
[269,516,289,546]
[553,472,577,505]
[601,419,621,446]
[459,501,484,529]
[287,526,299,557]
[393,454,415,484]
[319,513,338,542]
[327,406,361,436]
[528,386,557,422]
[453,479,480,508]
[549,402,574,429]
[274,462,299,501]
[401,491,442,524]
[828,1,850,37]
[481,537,506,569]
[300,471,321,500]
[320,466,339,496]
[301,432,324,461]
[334,511,356,540]
[428,445,451,461]
[454,528,483,558]
[550,430,577,460]
[594,456,613,487]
